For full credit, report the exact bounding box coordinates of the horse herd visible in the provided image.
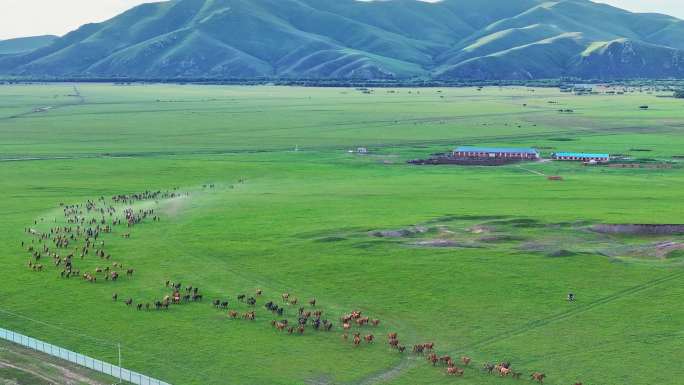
[21,187,583,384]
[154,283,574,384]
[24,189,183,288]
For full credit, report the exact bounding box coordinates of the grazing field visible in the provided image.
[0,84,683,385]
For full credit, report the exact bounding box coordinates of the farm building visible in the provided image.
[453,146,540,160]
[552,152,610,162]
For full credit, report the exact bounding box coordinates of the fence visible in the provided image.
[0,327,172,385]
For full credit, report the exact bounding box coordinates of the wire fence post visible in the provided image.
[118,343,123,384]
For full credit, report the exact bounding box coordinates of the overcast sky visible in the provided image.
[0,0,683,40]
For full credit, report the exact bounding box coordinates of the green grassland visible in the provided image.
[0,84,683,385]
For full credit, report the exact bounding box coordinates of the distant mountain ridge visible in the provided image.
[1,0,683,80]
[0,35,57,55]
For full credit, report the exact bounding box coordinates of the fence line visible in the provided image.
[0,327,172,385]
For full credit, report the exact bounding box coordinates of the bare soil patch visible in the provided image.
[0,340,119,385]
[412,239,474,248]
[592,224,684,235]
[369,226,430,238]
[478,235,525,243]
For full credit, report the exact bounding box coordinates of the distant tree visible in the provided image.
[674,89,684,99]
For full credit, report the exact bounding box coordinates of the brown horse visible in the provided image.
[446,367,464,376]
[228,310,238,319]
[387,332,398,340]
[353,333,361,346]
[461,356,471,366]
[531,373,546,383]
[371,319,380,326]
[426,353,439,366]
[364,334,374,344]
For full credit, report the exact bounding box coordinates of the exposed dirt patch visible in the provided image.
[0,361,57,385]
[369,226,430,238]
[413,239,462,247]
[592,224,684,235]
[653,242,684,258]
[411,239,482,249]
[0,340,118,385]
[478,235,525,243]
[467,225,494,234]
[546,249,577,258]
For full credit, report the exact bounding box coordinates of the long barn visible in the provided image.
[453,146,540,160]
[552,152,610,162]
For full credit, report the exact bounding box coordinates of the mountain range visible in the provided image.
[1,0,684,80]
[0,35,57,55]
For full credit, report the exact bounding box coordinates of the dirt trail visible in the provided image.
[516,165,547,176]
[355,358,417,385]
[1,85,86,121]
[0,340,116,385]
[465,271,684,351]
[343,272,683,385]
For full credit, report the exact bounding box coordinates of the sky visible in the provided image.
[0,0,683,40]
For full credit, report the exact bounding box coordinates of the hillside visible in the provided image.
[1,0,683,80]
[0,35,57,55]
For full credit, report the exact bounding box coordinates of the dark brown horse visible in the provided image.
[531,373,546,383]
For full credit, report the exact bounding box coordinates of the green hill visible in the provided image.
[1,0,683,79]
[0,35,57,55]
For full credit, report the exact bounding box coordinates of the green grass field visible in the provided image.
[0,84,682,385]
